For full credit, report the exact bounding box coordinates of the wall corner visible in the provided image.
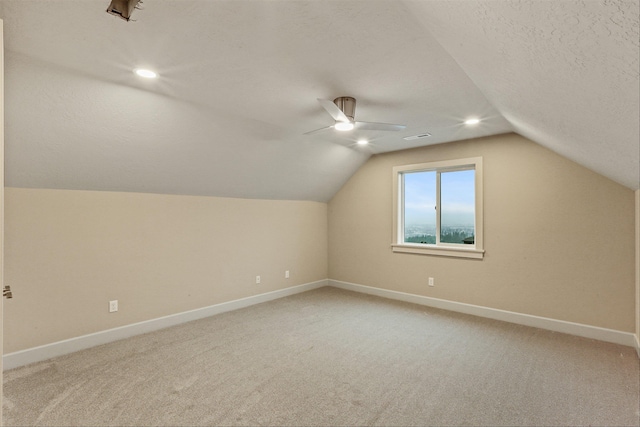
[635,189,640,359]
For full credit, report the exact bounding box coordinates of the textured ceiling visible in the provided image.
[0,0,637,202]
[408,0,640,191]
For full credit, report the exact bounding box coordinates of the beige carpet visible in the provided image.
[3,287,639,426]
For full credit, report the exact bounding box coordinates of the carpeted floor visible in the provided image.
[3,287,639,426]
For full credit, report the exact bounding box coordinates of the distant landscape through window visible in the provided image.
[403,169,475,245]
[392,156,483,259]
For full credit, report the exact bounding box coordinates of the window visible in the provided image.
[392,157,484,259]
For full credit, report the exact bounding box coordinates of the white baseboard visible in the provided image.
[6,278,637,370]
[329,279,638,350]
[635,335,640,359]
[3,280,328,371]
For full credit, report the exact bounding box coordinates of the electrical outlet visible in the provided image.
[428,277,434,287]
[256,276,261,284]
[285,270,290,279]
[109,300,118,313]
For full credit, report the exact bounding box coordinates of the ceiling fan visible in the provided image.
[304,97,406,135]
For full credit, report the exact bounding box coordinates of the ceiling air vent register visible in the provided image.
[403,133,432,141]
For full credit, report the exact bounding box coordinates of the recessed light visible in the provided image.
[464,118,480,125]
[357,139,368,145]
[135,68,158,79]
[334,121,354,131]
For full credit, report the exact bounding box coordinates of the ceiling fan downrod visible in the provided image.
[333,97,356,122]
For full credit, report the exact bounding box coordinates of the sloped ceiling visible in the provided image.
[0,0,637,202]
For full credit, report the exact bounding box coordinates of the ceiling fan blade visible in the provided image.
[303,125,333,135]
[317,98,350,123]
[355,121,406,131]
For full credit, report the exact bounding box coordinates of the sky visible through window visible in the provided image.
[404,169,474,240]
[404,171,437,228]
[441,170,475,228]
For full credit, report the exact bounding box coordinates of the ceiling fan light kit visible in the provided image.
[334,121,354,131]
[304,96,406,135]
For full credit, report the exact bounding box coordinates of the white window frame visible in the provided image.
[392,157,484,259]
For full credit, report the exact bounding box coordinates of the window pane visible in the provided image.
[403,171,436,244]
[440,169,475,244]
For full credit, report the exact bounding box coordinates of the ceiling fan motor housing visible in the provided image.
[333,97,356,121]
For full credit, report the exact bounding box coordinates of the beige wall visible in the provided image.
[3,133,637,356]
[329,133,636,332]
[4,188,327,353]
[1,17,4,419]
[636,190,639,348]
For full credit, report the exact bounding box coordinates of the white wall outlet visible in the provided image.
[256,276,261,284]
[285,270,290,279]
[109,300,118,313]
[428,277,434,287]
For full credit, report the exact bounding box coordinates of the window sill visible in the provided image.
[391,243,484,259]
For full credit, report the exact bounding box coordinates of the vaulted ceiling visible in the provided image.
[0,0,638,202]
